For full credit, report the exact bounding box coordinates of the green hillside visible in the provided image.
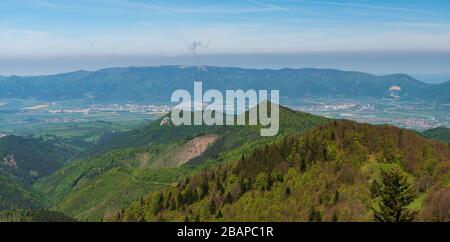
[34,105,328,221]
[0,135,89,211]
[51,167,183,221]
[0,209,76,222]
[0,135,81,184]
[34,145,188,220]
[117,120,450,222]
[0,172,43,210]
[423,127,450,143]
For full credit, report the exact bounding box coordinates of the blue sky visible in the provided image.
[1,0,450,76]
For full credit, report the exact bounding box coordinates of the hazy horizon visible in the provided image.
[1,51,450,84]
[1,0,450,78]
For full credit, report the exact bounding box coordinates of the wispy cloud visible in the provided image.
[31,0,287,15]
[113,0,292,14]
[246,0,290,12]
[285,0,430,13]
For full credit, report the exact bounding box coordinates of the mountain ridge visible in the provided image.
[0,66,447,103]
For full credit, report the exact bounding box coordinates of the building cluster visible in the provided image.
[48,104,173,115]
[293,103,375,112]
[391,118,449,130]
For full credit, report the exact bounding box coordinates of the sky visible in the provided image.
[0,0,450,77]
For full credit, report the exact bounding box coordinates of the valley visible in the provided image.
[286,98,449,130]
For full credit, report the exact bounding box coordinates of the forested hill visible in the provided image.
[80,104,328,159]
[116,120,450,222]
[0,135,77,184]
[0,66,448,103]
[0,173,43,210]
[423,127,450,143]
[0,209,76,222]
[34,105,329,221]
[0,135,79,211]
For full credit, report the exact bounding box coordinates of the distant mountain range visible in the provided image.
[0,66,448,103]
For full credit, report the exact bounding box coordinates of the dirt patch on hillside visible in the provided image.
[137,152,151,168]
[151,134,219,169]
[174,134,219,167]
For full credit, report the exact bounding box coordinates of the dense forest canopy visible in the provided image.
[116,120,450,222]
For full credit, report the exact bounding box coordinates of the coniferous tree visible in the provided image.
[254,172,270,191]
[308,207,322,222]
[209,199,216,215]
[216,210,223,219]
[224,192,233,204]
[332,211,339,222]
[300,157,306,172]
[333,190,340,204]
[370,180,382,198]
[285,187,291,197]
[372,169,417,222]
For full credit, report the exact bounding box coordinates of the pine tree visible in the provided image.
[216,210,223,219]
[254,172,270,191]
[332,211,339,222]
[284,187,291,197]
[308,207,322,222]
[370,180,382,198]
[372,169,417,222]
[224,192,233,204]
[330,190,338,205]
[300,158,306,172]
[209,199,216,215]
